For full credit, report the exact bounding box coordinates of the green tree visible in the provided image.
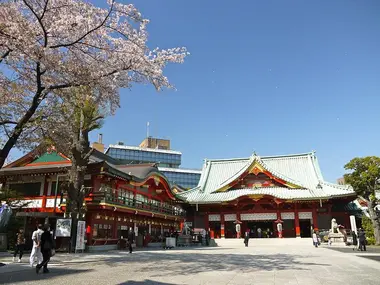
[344,157,380,245]
[362,216,375,245]
[42,87,103,251]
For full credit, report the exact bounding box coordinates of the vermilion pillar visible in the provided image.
[295,204,301,238]
[220,214,225,239]
[204,214,209,231]
[236,212,241,239]
[312,204,318,231]
[42,176,49,210]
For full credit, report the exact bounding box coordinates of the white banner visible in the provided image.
[350,215,357,234]
[75,221,86,250]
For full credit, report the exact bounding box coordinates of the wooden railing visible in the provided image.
[90,191,186,217]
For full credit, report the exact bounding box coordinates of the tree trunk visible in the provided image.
[0,91,43,168]
[368,200,380,245]
[66,130,90,252]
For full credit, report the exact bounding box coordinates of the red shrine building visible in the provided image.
[0,147,185,251]
[177,152,357,238]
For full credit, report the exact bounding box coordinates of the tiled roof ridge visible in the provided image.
[320,180,352,191]
[213,155,308,193]
[257,157,307,188]
[217,155,256,188]
[204,151,315,163]
[176,186,201,199]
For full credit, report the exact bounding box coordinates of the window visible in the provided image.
[94,224,113,239]
[9,183,41,196]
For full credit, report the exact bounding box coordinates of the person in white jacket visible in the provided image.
[312,231,319,248]
[30,224,44,267]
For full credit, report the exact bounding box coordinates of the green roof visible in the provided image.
[31,151,68,164]
[177,152,355,203]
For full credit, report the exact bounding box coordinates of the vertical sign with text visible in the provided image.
[76,220,86,250]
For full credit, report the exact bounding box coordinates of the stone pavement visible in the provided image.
[0,238,379,285]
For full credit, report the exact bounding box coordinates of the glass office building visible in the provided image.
[106,143,201,189]
[158,168,201,190]
[106,145,181,168]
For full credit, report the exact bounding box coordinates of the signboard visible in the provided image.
[56,219,72,237]
[350,215,357,234]
[75,220,86,250]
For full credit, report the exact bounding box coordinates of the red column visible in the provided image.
[208,214,215,239]
[113,213,118,239]
[42,176,49,210]
[312,204,318,231]
[295,204,301,238]
[220,214,225,238]
[204,213,209,231]
[276,207,283,238]
[86,213,93,245]
[236,212,241,239]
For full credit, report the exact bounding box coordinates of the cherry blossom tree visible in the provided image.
[0,0,188,168]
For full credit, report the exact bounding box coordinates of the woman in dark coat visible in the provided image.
[244,232,250,247]
[36,224,54,274]
[358,229,366,251]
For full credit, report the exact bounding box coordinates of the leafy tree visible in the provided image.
[0,0,188,168]
[344,157,380,245]
[362,216,375,245]
[41,87,104,251]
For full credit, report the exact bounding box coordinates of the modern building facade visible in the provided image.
[106,137,201,189]
[178,152,358,239]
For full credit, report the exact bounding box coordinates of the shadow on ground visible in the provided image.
[326,247,380,254]
[0,268,93,284]
[56,250,330,278]
[117,280,177,285]
[357,255,380,262]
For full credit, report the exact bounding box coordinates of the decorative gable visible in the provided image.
[214,159,303,193]
[229,173,283,190]
[26,150,70,166]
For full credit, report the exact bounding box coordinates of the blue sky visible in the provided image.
[93,0,380,182]
[11,0,380,182]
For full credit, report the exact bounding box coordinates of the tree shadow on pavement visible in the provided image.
[99,251,330,277]
[117,280,177,285]
[0,268,93,284]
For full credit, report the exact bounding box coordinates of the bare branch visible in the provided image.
[0,120,18,126]
[49,0,114,49]
[22,0,49,47]
[47,64,132,91]
[0,49,11,64]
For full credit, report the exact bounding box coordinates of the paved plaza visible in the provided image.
[0,239,379,285]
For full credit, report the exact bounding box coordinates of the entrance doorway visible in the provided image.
[246,221,274,238]
[225,221,236,238]
[299,220,312,238]
[209,221,221,238]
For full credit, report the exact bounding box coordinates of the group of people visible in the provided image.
[351,228,367,251]
[13,224,55,274]
[311,228,367,250]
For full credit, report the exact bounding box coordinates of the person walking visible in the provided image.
[244,232,250,247]
[128,227,135,253]
[13,229,26,262]
[257,228,262,238]
[358,228,366,251]
[36,224,54,274]
[30,224,44,267]
[312,231,319,248]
